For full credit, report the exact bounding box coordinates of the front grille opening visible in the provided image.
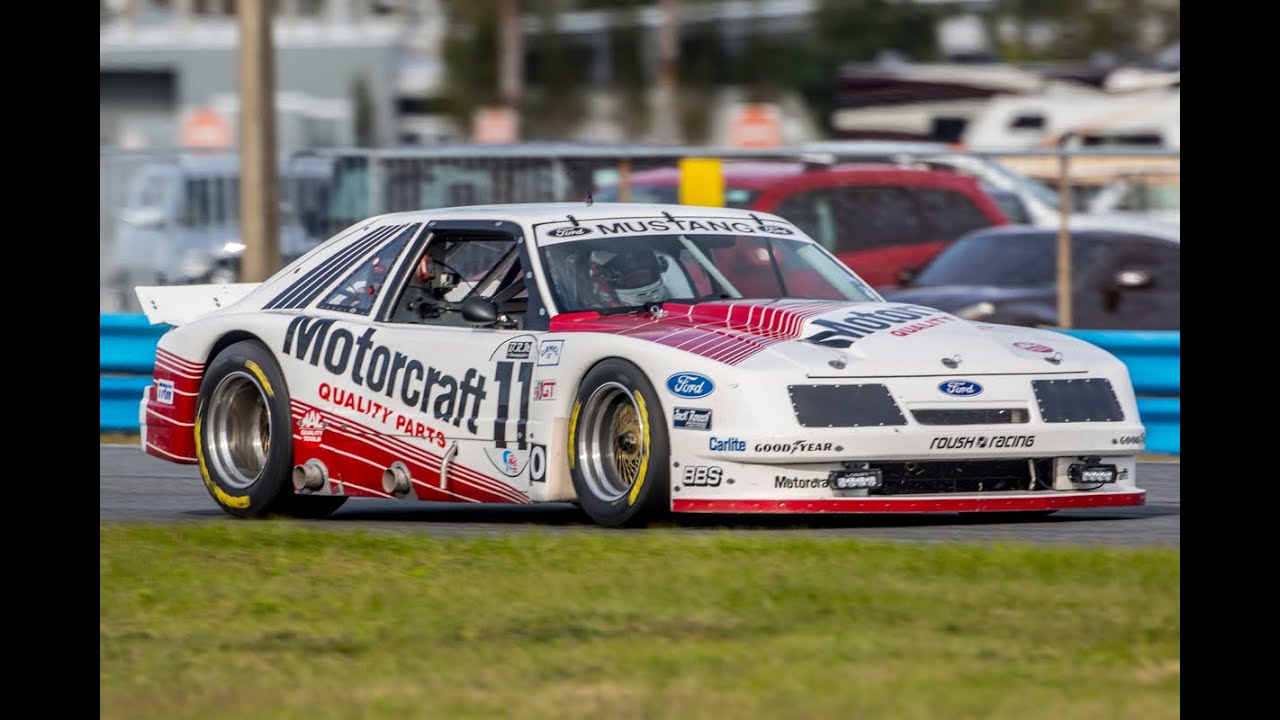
[788,384,907,428]
[1032,378,1125,423]
[868,458,1055,495]
[911,408,1030,425]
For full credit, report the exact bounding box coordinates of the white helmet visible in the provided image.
[601,250,669,306]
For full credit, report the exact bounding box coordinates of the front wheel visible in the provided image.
[568,359,670,528]
[195,339,347,519]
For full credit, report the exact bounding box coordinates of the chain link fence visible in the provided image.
[100,143,1179,313]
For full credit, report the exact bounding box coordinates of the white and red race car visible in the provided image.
[136,202,1146,527]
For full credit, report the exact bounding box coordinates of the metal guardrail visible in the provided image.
[100,315,1180,455]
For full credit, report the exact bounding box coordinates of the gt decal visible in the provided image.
[628,390,650,506]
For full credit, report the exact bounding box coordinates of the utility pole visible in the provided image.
[238,0,280,283]
[652,0,680,144]
[499,0,524,114]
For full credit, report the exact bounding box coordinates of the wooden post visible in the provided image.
[238,0,280,283]
[1056,148,1073,328]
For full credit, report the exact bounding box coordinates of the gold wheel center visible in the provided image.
[612,404,643,481]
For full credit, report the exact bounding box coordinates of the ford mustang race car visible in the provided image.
[136,202,1147,527]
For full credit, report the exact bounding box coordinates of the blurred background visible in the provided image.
[100,0,1179,330]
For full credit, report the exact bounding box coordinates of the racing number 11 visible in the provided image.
[494,361,533,449]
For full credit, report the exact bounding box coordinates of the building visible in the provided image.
[100,0,450,151]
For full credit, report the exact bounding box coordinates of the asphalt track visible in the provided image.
[100,445,1179,548]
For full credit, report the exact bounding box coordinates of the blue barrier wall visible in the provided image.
[1060,330,1179,455]
[100,314,171,432]
[100,315,1179,454]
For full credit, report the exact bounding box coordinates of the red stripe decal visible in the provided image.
[672,492,1146,514]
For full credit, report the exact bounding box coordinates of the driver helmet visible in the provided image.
[600,250,668,305]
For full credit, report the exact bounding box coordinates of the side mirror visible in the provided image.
[460,295,499,324]
[897,266,919,287]
[1114,269,1153,290]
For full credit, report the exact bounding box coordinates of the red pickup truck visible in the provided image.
[594,161,1009,289]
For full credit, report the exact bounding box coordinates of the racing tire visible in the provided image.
[195,339,347,519]
[568,359,670,528]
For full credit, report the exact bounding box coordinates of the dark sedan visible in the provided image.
[882,225,1179,330]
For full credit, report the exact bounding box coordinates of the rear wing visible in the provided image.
[134,283,259,326]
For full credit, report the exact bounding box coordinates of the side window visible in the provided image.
[914,187,997,239]
[773,189,837,252]
[317,224,419,315]
[832,186,922,251]
[389,235,529,328]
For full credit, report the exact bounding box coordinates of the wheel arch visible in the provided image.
[564,355,673,526]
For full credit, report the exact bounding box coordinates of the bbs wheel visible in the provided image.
[196,339,347,519]
[569,359,670,527]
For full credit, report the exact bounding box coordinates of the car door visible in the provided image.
[367,220,554,496]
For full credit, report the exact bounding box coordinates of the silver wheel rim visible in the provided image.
[577,381,646,503]
[206,370,273,490]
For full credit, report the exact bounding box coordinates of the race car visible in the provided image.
[136,202,1147,527]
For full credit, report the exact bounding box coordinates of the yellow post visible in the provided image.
[618,158,631,202]
[678,157,724,207]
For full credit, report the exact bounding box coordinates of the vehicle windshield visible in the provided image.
[913,232,1110,288]
[538,231,878,313]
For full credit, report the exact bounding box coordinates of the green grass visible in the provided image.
[100,524,1179,720]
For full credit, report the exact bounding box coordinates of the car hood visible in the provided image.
[881,285,1053,310]
[549,299,1092,376]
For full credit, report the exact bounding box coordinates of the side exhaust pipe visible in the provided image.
[382,461,413,497]
[292,460,327,492]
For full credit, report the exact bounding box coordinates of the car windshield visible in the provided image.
[913,232,1110,288]
[538,231,878,313]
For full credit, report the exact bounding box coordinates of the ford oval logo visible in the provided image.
[667,372,715,399]
[547,226,591,238]
[938,380,983,397]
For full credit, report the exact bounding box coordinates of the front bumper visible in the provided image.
[667,452,1144,514]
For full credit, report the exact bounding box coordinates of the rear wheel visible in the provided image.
[196,339,347,519]
[569,360,670,527]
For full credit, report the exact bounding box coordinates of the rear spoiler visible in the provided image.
[134,283,260,327]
